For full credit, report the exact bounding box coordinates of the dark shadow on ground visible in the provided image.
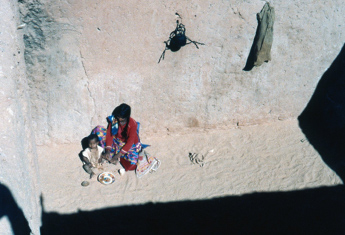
[298,43,345,183]
[40,185,345,235]
[0,183,31,235]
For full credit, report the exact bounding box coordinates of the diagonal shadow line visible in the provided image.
[298,43,345,183]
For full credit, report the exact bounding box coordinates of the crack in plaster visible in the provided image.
[79,49,95,127]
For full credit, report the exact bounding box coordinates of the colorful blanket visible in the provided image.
[136,151,161,178]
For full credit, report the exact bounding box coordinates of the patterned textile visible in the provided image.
[92,125,141,165]
[107,115,119,135]
[136,151,161,178]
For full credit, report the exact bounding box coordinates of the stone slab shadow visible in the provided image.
[299,43,345,183]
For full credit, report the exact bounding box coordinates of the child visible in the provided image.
[82,134,104,178]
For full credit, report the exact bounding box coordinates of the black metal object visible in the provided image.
[158,20,204,63]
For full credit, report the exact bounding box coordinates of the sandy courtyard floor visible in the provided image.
[37,119,341,214]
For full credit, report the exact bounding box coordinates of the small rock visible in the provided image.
[17,23,26,29]
[81,181,90,187]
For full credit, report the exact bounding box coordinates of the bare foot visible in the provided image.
[118,169,125,176]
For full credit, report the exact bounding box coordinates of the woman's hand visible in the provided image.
[103,150,111,161]
[110,152,122,164]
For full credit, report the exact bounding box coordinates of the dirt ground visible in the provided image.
[36,118,341,215]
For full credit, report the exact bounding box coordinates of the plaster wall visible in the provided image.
[0,0,41,234]
[18,0,345,145]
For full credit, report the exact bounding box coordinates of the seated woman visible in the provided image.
[92,103,142,171]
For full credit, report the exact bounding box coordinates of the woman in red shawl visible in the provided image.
[92,103,142,171]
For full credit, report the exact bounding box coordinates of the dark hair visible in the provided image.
[88,134,99,143]
[112,103,131,140]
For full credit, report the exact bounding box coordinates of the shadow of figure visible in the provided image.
[298,43,345,183]
[40,186,345,235]
[0,183,31,235]
[78,135,90,163]
[81,136,89,151]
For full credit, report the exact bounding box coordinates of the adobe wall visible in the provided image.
[18,0,345,145]
[0,1,41,234]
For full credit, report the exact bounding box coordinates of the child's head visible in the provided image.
[88,134,99,149]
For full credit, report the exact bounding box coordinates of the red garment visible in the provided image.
[105,117,139,154]
[120,157,137,171]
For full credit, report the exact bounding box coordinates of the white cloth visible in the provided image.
[82,145,104,167]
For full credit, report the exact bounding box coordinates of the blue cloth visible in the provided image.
[137,122,150,149]
[107,115,118,135]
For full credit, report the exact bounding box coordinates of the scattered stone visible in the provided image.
[17,23,26,29]
[189,152,205,167]
[81,181,90,187]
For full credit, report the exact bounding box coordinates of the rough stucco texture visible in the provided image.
[0,1,41,234]
[18,0,345,145]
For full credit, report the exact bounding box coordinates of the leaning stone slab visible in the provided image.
[244,2,275,70]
